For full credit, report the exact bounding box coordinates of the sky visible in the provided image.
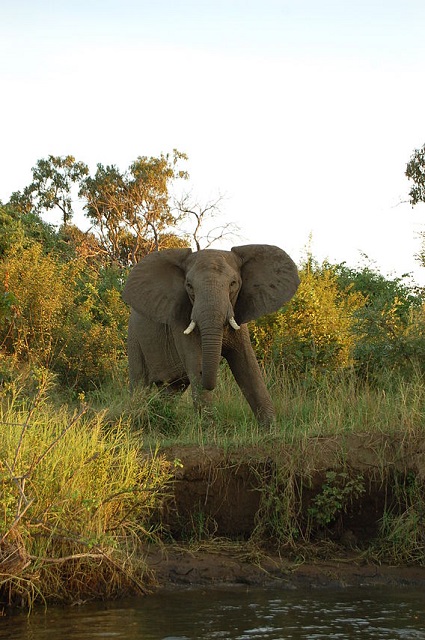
[2,1,425,283]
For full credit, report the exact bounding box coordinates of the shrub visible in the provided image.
[56,266,128,388]
[251,261,366,376]
[0,243,129,390]
[0,243,76,365]
[335,262,425,382]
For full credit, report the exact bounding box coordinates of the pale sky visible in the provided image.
[2,1,425,283]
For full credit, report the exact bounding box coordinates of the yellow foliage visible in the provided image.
[251,265,367,374]
[0,243,80,364]
[0,243,128,388]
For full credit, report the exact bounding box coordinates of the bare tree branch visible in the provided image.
[174,192,240,250]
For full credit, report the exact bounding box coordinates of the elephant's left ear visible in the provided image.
[231,244,300,324]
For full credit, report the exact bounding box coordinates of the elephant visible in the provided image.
[122,244,300,425]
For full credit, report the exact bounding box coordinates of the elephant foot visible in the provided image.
[191,386,213,410]
[255,406,276,428]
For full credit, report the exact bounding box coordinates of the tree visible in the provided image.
[0,202,58,256]
[8,186,34,216]
[406,144,425,206]
[405,144,425,267]
[10,155,89,227]
[79,150,189,265]
[6,150,239,267]
[55,224,106,265]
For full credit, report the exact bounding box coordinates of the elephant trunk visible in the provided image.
[189,287,237,391]
[199,327,224,391]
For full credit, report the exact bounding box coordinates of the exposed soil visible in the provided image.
[146,433,425,590]
[146,544,425,590]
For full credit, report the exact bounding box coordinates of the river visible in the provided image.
[1,586,425,639]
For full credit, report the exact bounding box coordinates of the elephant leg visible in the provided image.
[127,329,148,390]
[224,326,275,426]
[187,362,214,414]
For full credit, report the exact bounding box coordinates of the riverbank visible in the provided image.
[157,434,425,548]
[145,543,425,591]
[2,427,425,611]
[144,434,425,591]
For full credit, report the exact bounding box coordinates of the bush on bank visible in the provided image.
[0,377,173,609]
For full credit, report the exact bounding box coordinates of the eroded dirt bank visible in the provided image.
[146,432,425,589]
[146,545,425,590]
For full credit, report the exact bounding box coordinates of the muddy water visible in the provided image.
[2,586,425,639]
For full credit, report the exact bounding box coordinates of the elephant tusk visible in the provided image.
[229,316,240,331]
[183,320,196,335]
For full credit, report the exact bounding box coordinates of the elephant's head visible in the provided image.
[123,244,299,391]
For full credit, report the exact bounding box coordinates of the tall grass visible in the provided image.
[0,376,173,609]
[89,363,425,448]
[272,367,425,439]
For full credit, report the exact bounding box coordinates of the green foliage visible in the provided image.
[307,471,365,529]
[10,155,89,226]
[251,256,425,385]
[0,243,75,364]
[57,263,128,388]
[405,143,425,268]
[0,203,58,256]
[406,143,425,207]
[334,261,425,381]
[335,259,418,316]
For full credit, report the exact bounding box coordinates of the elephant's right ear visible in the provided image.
[122,248,192,325]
